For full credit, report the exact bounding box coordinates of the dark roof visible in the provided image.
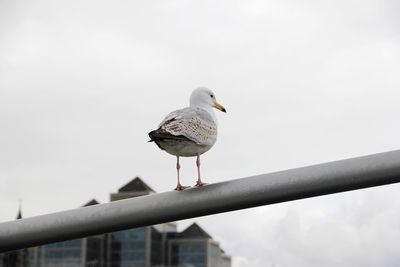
[180,223,212,239]
[16,207,22,220]
[82,199,100,207]
[118,177,155,193]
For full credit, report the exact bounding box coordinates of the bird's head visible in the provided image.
[190,87,226,113]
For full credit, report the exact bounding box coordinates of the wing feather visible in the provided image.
[158,107,217,145]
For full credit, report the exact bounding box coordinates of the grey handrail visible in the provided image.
[1,150,400,252]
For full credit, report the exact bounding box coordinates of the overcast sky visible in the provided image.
[1,0,400,266]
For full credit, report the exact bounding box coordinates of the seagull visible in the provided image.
[148,87,226,191]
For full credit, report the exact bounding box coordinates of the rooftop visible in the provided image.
[118,177,155,193]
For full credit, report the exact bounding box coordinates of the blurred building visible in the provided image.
[166,223,231,267]
[0,177,231,267]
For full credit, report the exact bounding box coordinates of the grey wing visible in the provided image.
[159,107,217,145]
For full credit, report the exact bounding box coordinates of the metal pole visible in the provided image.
[1,150,400,252]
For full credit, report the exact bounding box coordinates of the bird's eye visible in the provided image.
[210,94,214,98]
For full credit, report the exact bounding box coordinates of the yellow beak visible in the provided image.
[213,102,227,113]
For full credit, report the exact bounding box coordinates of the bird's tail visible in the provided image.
[148,130,156,142]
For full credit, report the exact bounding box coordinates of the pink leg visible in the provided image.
[195,155,207,187]
[175,156,190,191]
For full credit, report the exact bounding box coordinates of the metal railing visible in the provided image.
[1,150,400,252]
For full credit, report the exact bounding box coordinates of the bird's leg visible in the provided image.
[195,154,207,187]
[175,156,190,191]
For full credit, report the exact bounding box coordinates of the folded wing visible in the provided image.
[150,107,217,146]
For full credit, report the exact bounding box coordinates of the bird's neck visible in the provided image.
[191,104,217,122]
